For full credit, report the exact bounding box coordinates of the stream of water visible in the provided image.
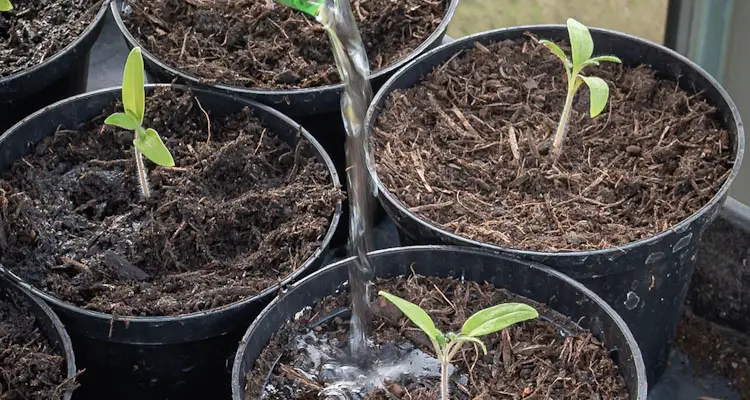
[264,1,434,398]
[318,0,376,368]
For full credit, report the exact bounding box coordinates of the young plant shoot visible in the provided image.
[379,291,538,400]
[0,0,12,12]
[104,47,174,199]
[540,18,622,160]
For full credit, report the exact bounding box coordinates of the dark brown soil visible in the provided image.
[0,286,74,399]
[122,0,445,89]
[0,0,100,77]
[246,275,630,399]
[691,218,750,331]
[676,308,750,399]
[373,37,734,251]
[0,87,340,316]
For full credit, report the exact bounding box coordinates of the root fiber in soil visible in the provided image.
[0,0,100,77]
[0,288,74,400]
[373,37,734,251]
[122,0,445,89]
[246,275,629,399]
[0,87,340,316]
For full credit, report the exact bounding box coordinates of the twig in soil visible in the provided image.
[508,126,521,161]
[60,257,90,273]
[278,363,323,391]
[194,97,212,144]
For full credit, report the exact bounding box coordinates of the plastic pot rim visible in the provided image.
[0,274,77,400]
[365,24,745,261]
[109,0,459,97]
[230,244,649,400]
[0,83,343,326]
[0,0,110,89]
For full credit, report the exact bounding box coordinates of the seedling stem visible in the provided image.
[104,48,175,199]
[540,18,622,160]
[379,291,538,399]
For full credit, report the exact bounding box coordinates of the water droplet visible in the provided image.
[630,280,639,290]
[624,291,640,310]
[673,233,693,253]
[645,252,666,264]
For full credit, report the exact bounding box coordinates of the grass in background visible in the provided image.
[448,0,668,44]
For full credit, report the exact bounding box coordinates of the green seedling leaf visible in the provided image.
[122,48,146,124]
[134,128,175,167]
[461,303,538,337]
[580,75,610,117]
[539,40,571,70]
[379,291,444,345]
[274,0,322,16]
[0,0,12,12]
[104,113,140,131]
[588,55,622,64]
[567,18,593,70]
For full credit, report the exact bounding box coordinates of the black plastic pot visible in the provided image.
[0,0,109,133]
[364,26,745,387]
[0,84,342,400]
[0,274,77,400]
[110,0,458,192]
[231,245,648,399]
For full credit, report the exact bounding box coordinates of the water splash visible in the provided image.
[264,331,447,399]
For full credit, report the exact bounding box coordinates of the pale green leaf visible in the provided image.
[379,291,444,345]
[461,303,538,337]
[539,40,571,70]
[0,0,13,12]
[134,128,174,167]
[580,76,611,118]
[567,18,594,70]
[122,48,145,124]
[456,335,488,355]
[274,0,322,16]
[104,113,140,131]
[588,55,622,64]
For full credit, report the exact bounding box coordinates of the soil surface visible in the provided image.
[0,87,340,316]
[122,0,446,89]
[0,0,100,77]
[676,308,750,399]
[373,37,734,251]
[246,275,630,399]
[690,217,750,332]
[0,286,74,399]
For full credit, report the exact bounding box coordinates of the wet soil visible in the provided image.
[690,218,750,332]
[0,87,340,316]
[0,0,100,77]
[0,286,74,399]
[121,0,446,89]
[676,308,750,399]
[246,275,630,399]
[373,37,734,251]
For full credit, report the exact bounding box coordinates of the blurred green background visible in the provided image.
[447,0,669,44]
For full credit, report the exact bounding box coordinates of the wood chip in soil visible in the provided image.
[373,37,734,252]
[0,87,341,316]
[246,275,630,399]
[0,0,101,77]
[0,286,76,400]
[122,0,446,89]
